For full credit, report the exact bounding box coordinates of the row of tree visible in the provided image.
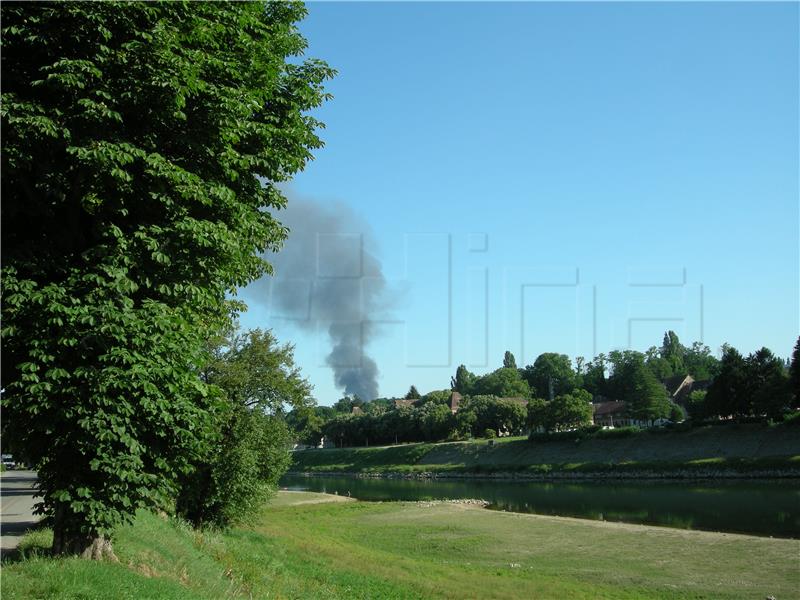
[312,395,529,448]
[451,333,723,402]
[287,332,800,448]
[687,344,796,421]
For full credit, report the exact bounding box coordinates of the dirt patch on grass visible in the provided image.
[276,491,357,506]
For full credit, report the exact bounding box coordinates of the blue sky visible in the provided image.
[241,2,799,404]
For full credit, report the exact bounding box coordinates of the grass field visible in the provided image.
[291,424,800,476]
[2,491,798,599]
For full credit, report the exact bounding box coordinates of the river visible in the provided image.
[280,474,800,538]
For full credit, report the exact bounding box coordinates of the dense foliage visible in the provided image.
[701,346,791,420]
[1,1,331,555]
[288,331,796,449]
[176,327,311,527]
[471,367,530,397]
[522,353,576,400]
[791,337,800,406]
[528,389,594,432]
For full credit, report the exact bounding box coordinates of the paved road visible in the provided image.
[1,470,39,557]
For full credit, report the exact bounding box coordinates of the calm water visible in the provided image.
[280,474,800,538]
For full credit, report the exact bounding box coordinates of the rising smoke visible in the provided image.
[244,198,391,401]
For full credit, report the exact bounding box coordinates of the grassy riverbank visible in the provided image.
[2,491,798,599]
[291,423,800,477]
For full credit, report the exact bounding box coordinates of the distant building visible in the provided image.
[662,374,711,406]
[663,374,694,405]
[592,401,629,427]
[351,406,363,415]
[394,398,416,410]
[592,400,672,428]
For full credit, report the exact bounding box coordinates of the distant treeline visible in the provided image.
[286,333,800,447]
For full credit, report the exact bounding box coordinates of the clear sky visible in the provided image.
[240,1,799,405]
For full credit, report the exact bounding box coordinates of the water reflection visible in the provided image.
[280,475,800,538]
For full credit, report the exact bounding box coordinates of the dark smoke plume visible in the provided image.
[244,198,390,400]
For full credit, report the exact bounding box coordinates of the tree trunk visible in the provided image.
[51,503,118,561]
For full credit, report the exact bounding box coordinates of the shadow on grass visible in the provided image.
[1,520,52,564]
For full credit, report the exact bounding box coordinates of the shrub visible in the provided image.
[596,426,643,439]
[484,429,497,439]
[779,411,800,427]
[176,410,291,528]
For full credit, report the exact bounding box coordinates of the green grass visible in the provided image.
[291,424,800,476]
[2,512,243,600]
[3,492,798,599]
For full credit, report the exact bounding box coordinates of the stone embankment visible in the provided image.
[288,467,800,481]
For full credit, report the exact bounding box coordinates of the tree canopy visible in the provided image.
[522,353,576,400]
[606,351,670,422]
[704,346,748,418]
[660,331,686,375]
[1,1,332,557]
[790,337,800,407]
[451,364,477,395]
[472,367,531,398]
[177,325,311,527]
[405,385,421,400]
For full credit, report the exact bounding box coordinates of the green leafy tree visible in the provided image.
[364,398,394,415]
[526,397,549,432]
[455,409,477,439]
[669,402,686,423]
[683,342,721,380]
[685,390,708,421]
[473,368,531,398]
[626,360,671,423]
[574,357,586,389]
[523,353,576,400]
[419,389,452,406]
[705,346,748,418]
[582,354,607,397]
[0,2,332,557]
[333,395,363,413]
[451,364,477,395]
[645,346,673,380]
[177,407,292,528]
[789,337,800,408]
[660,331,686,375]
[177,327,312,527]
[405,385,421,400]
[545,389,593,432]
[605,350,643,401]
[503,351,517,370]
[286,406,325,446]
[200,329,312,413]
[607,351,669,422]
[574,357,586,375]
[458,396,527,437]
[416,402,455,441]
[746,347,791,419]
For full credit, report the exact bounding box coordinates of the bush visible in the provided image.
[484,428,497,439]
[779,411,800,427]
[595,426,643,439]
[528,425,600,443]
[176,410,291,528]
